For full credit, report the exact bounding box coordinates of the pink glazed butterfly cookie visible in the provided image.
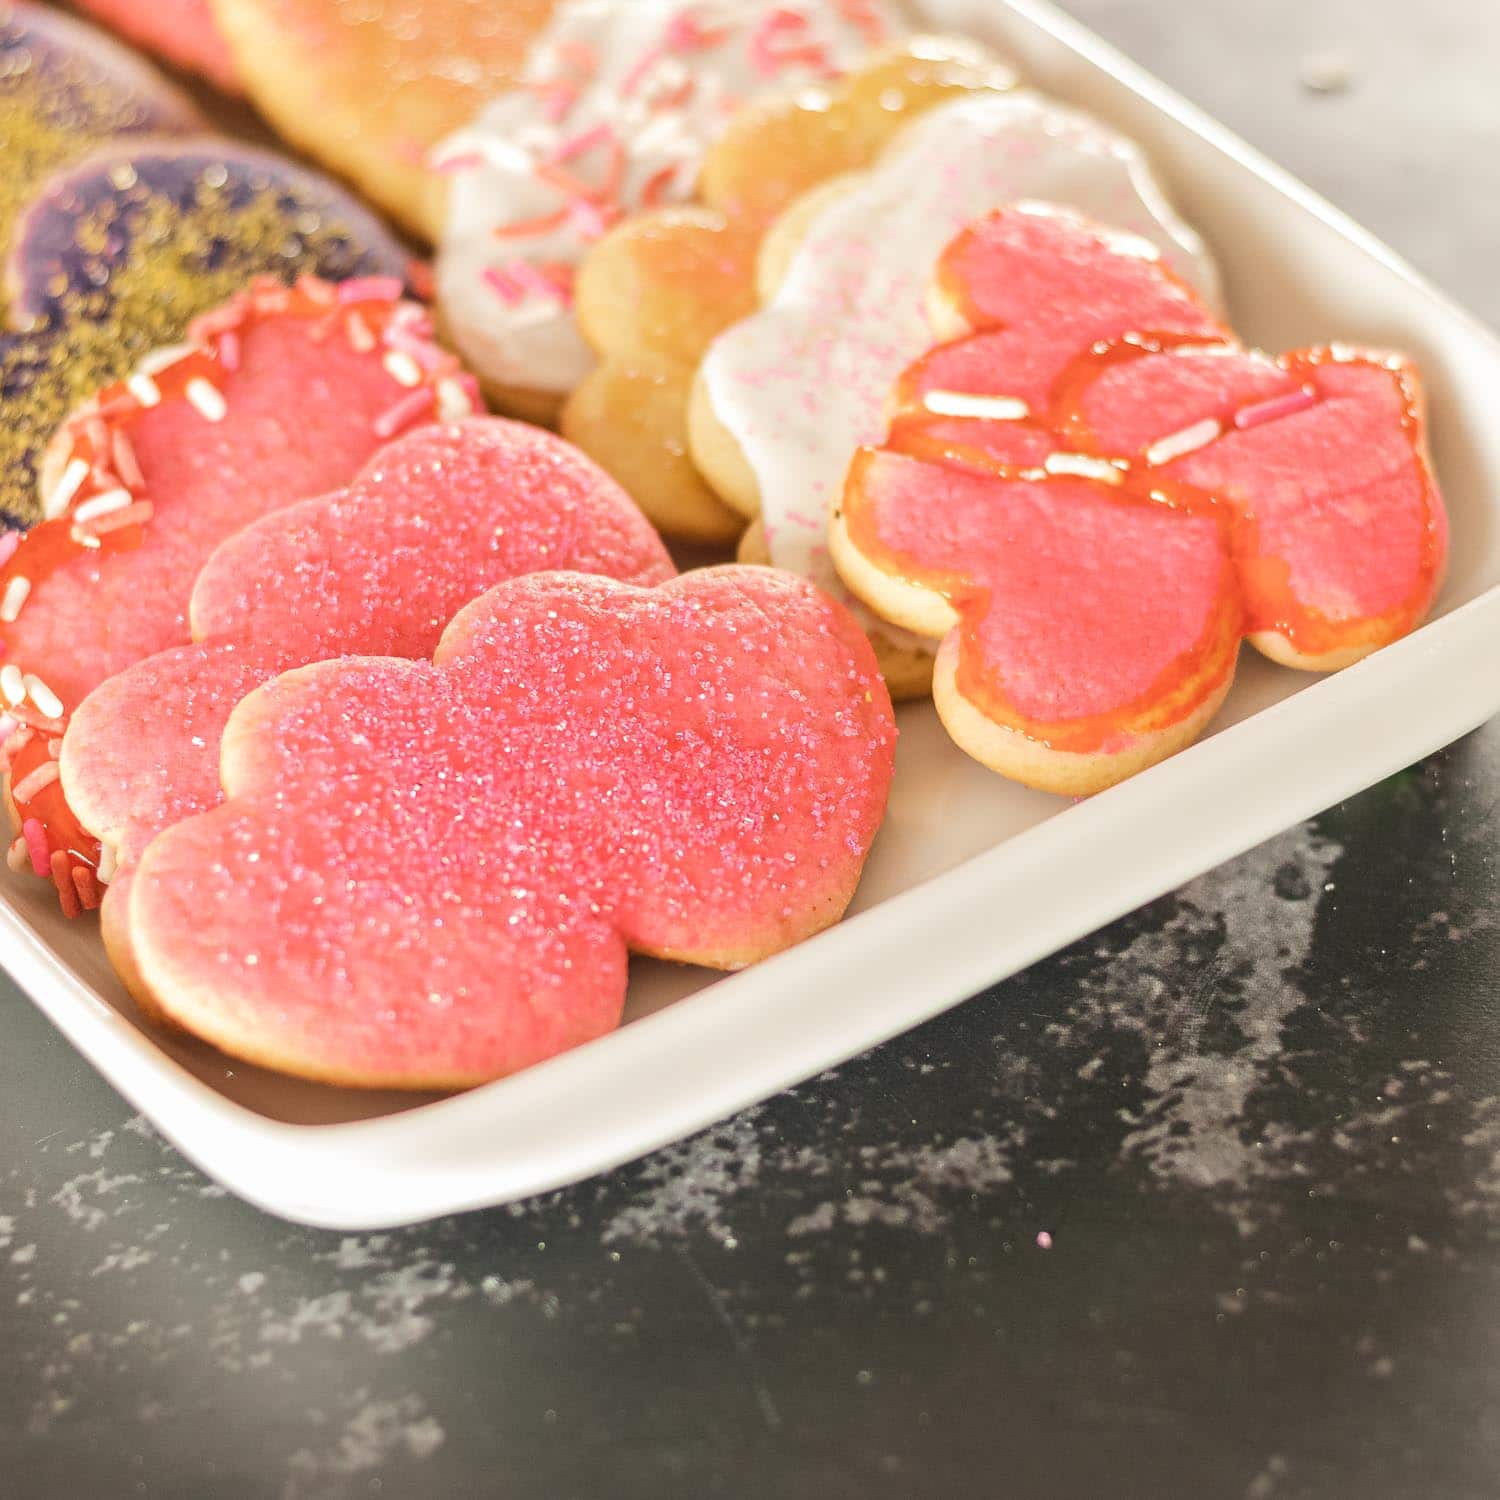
[121,567,895,1088]
[1,274,476,913]
[832,205,1447,794]
[61,416,674,1005]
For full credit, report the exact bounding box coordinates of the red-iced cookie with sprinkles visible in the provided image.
[1,138,411,531]
[59,415,674,1004]
[831,204,1448,795]
[121,567,895,1088]
[1,274,478,915]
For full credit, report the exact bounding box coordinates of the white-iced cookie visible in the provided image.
[691,89,1221,653]
[431,0,906,415]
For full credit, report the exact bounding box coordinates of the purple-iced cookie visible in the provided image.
[0,1,201,261]
[0,138,411,528]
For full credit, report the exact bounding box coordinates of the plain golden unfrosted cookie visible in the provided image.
[209,0,557,238]
[560,37,1016,546]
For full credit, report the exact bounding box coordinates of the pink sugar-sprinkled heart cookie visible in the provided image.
[122,567,895,1089]
[73,0,240,92]
[832,204,1447,795]
[1,274,478,914]
[61,415,675,1003]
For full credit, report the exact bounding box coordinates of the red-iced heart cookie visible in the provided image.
[122,567,896,1088]
[2,274,476,912]
[61,415,675,1001]
[832,204,1447,794]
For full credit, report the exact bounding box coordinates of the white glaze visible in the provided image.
[699,89,1222,646]
[433,0,906,396]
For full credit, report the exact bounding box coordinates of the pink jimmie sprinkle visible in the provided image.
[372,388,436,441]
[1234,385,1318,430]
[0,530,19,568]
[1036,1230,1053,1250]
[665,10,732,51]
[750,8,828,76]
[507,258,571,303]
[336,275,405,306]
[21,818,49,878]
[216,329,241,374]
[482,264,526,306]
[430,151,484,175]
[548,121,616,166]
[536,80,579,123]
[568,197,621,241]
[621,43,664,97]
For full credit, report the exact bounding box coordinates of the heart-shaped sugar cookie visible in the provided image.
[61,416,675,1000]
[124,567,895,1088]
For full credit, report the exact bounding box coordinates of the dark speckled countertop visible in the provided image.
[4,3,1500,1497]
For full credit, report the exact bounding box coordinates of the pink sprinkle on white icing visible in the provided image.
[507,259,571,303]
[549,121,616,166]
[621,43,665,97]
[481,264,526,306]
[430,151,485,175]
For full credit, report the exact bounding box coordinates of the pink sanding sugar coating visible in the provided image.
[192,417,674,653]
[858,452,1230,722]
[63,417,675,896]
[75,0,240,91]
[127,568,897,1087]
[6,313,434,709]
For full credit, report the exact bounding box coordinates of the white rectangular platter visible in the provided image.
[3,0,1500,1228]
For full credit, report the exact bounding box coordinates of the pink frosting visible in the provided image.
[75,0,240,91]
[856,451,1229,723]
[843,203,1447,754]
[63,417,675,915]
[126,569,897,1085]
